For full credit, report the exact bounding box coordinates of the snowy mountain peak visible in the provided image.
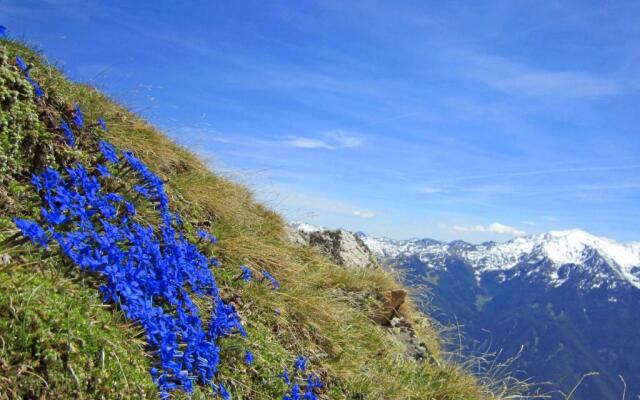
[289,222,640,289]
[530,229,638,268]
[362,229,640,289]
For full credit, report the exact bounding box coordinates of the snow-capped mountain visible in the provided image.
[357,229,640,398]
[288,221,324,233]
[290,222,640,398]
[360,229,640,290]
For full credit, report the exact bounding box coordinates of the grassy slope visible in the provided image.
[0,40,490,399]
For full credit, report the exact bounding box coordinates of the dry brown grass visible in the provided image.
[0,40,535,399]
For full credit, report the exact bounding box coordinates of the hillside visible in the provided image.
[0,39,511,399]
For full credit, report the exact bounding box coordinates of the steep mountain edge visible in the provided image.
[285,224,432,362]
[0,40,496,399]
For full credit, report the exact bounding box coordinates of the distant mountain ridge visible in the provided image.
[290,223,640,398]
[360,229,640,290]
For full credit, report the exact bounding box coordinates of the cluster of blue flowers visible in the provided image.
[239,265,252,282]
[243,350,254,366]
[15,55,43,98]
[13,218,48,247]
[8,41,323,399]
[197,229,217,244]
[73,103,84,127]
[98,140,118,163]
[261,269,280,290]
[18,149,245,397]
[59,120,75,147]
[279,356,323,400]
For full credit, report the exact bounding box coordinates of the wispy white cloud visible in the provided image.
[418,186,445,194]
[324,130,363,148]
[286,130,362,150]
[450,50,621,98]
[258,185,375,221]
[353,210,375,218]
[444,164,640,183]
[288,138,334,149]
[453,222,525,237]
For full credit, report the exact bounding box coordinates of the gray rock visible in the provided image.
[389,317,431,361]
[285,227,309,246]
[286,224,378,268]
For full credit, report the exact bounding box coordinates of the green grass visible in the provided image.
[0,39,498,399]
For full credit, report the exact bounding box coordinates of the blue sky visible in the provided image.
[4,1,640,242]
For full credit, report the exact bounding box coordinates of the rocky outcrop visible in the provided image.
[287,222,433,361]
[389,317,431,361]
[286,223,378,269]
[374,288,407,324]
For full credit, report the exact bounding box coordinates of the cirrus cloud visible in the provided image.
[286,130,362,150]
[453,222,525,237]
[352,210,375,218]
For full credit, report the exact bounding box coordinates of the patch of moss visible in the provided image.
[0,257,156,398]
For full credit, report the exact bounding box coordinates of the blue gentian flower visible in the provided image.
[261,269,280,290]
[98,140,119,163]
[13,218,48,247]
[240,265,252,282]
[304,373,323,400]
[59,120,75,147]
[218,383,230,400]
[123,201,136,215]
[97,118,107,131]
[278,368,290,385]
[73,104,84,128]
[303,386,317,400]
[30,173,43,192]
[197,229,217,244]
[96,164,110,177]
[307,374,322,389]
[283,384,300,400]
[294,355,306,372]
[40,207,67,226]
[302,375,321,400]
[15,56,27,72]
[32,81,43,97]
[210,298,246,338]
[243,350,253,366]
[172,213,182,227]
[25,75,43,97]
[133,185,152,199]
